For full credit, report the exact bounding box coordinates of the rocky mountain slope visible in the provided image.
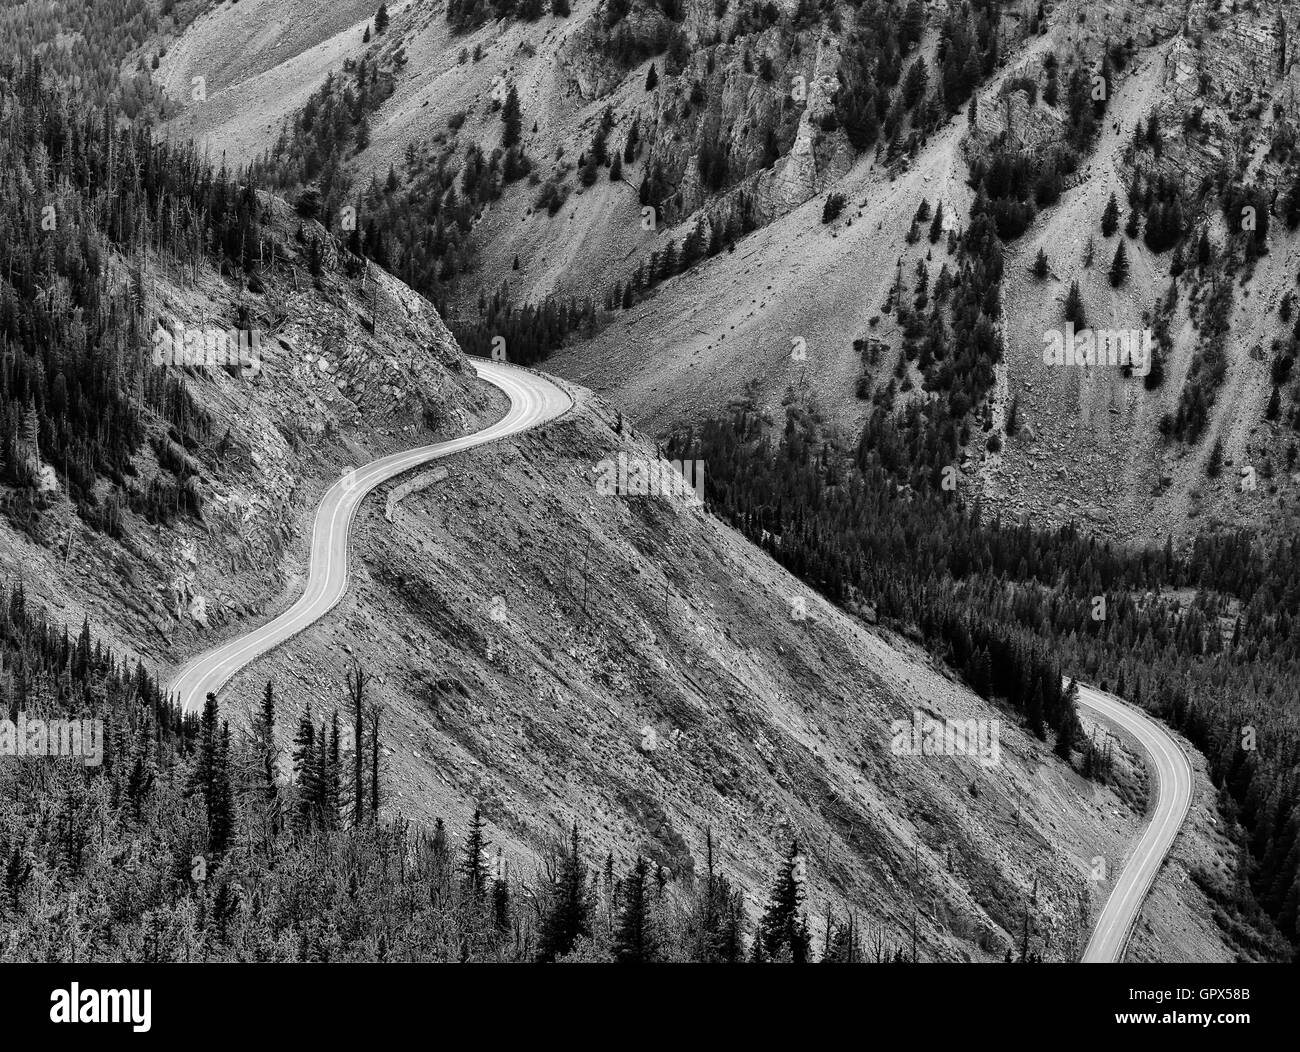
[12,0,1287,960]
[205,372,1248,960]
[0,189,500,684]
[150,2,1300,546]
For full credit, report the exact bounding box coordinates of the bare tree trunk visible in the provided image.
[347,665,368,827]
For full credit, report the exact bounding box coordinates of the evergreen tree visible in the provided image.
[1109,240,1129,287]
[1101,192,1119,236]
[210,723,235,856]
[188,692,232,854]
[537,825,592,961]
[1064,280,1086,328]
[250,681,280,839]
[760,840,811,962]
[929,201,945,243]
[613,855,657,962]
[292,702,317,833]
[348,666,368,826]
[501,85,521,148]
[460,808,491,907]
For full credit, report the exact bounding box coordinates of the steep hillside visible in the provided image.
[156,0,1003,332]
[981,0,1300,544]
[1,9,1286,963]
[157,0,393,167]
[204,375,1244,960]
[159,0,857,307]
[0,160,500,689]
[152,1,1300,546]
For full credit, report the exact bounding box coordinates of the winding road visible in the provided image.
[167,359,572,714]
[164,359,1190,964]
[1074,681,1194,963]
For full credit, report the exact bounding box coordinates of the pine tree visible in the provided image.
[760,840,811,962]
[1109,240,1129,287]
[460,808,491,907]
[1144,338,1164,389]
[1101,192,1119,236]
[1027,678,1047,740]
[189,692,221,804]
[375,3,389,33]
[291,702,316,832]
[645,63,658,91]
[1064,280,1086,327]
[929,201,944,243]
[189,692,232,853]
[1032,247,1048,279]
[501,85,521,148]
[1055,709,1076,760]
[250,680,280,839]
[537,825,592,961]
[347,666,368,826]
[1207,437,1224,478]
[210,723,235,856]
[613,856,657,962]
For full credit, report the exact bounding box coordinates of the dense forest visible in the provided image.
[0,0,205,121]
[0,57,271,538]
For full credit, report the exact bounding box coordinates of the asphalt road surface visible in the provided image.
[1075,681,1194,962]
[167,359,572,713]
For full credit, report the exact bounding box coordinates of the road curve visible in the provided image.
[1074,681,1194,963]
[167,359,572,714]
